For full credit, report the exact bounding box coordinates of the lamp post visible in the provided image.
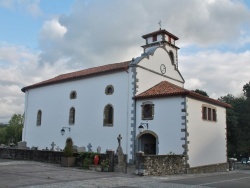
[138,123,148,133]
[60,127,71,136]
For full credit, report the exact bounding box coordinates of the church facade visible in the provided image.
[21,29,230,168]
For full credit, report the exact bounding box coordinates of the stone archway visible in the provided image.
[137,131,158,155]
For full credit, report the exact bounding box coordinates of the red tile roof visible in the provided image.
[135,81,231,108]
[22,61,130,92]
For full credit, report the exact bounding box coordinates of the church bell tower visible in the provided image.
[141,28,180,68]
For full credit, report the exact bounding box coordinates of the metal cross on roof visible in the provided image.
[158,20,161,29]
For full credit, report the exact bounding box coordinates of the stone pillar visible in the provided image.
[135,151,145,175]
[106,150,114,172]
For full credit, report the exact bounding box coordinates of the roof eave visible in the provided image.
[21,66,129,93]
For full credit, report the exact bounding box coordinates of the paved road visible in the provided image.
[0,159,250,188]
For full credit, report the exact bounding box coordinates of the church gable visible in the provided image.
[131,29,185,95]
[133,47,184,95]
[138,47,184,82]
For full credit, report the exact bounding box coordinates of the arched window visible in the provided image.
[70,91,77,99]
[36,110,42,126]
[103,104,114,126]
[69,107,75,125]
[169,51,174,65]
[105,85,114,95]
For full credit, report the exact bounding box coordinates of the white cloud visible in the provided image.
[185,78,205,90]
[179,50,250,98]
[40,19,67,40]
[0,42,80,123]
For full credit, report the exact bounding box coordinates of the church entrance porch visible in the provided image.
[137,133,157,155]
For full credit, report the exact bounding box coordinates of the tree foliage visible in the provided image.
[192,89,209,97]
[219,82,250,158]
[0,114,24,145]
[243,81,250,99]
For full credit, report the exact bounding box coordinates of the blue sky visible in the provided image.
[0,0,250,123]
[0,0,74,49]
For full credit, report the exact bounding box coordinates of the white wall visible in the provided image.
[136,97,185,155]
[186,97,227,167]
[23,71,132,157]
[136,47,183,95]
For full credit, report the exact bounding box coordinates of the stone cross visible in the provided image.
[97,146,101,153]
[55,146,60,151]
[50,142,56,151]
[87,143,92,152]
[117,134,122,148]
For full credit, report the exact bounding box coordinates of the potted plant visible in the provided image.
[61,137,76,167]
[101,158,110,172]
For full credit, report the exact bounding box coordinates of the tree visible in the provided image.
[243,81,250,99]
[219,82,250,158]
[192,89,209,97]
[8,114,24,127]
[0,114,24,145]
[219,94,238,157]
[0,128,6,144]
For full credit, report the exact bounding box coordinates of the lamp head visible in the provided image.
[60,128,65,136]
[138,125,144,133]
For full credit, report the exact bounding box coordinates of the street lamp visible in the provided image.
[60,127,71,136]
[138,123,148,133]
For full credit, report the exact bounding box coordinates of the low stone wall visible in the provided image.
[135,152,229,176]
[188,163,229,174]
[0,148,116,171]
[0,148,63,164]
[135,152,186,176]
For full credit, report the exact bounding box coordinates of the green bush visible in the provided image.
[63,137,74,157]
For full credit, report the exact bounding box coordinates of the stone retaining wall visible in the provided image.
[188,163,229,174]
[135,152,186,176]
[135,152,229,176]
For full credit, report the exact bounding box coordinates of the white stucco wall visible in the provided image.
[23,71,133,158]
[136,47,184,95]
[135,97,185,155]
[186,97,227,167]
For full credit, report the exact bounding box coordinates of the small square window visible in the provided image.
[105,85,114,95]
[141,102,154,120]
[202,105,217,122]
[152,35,157,42]
[70,91,77,99]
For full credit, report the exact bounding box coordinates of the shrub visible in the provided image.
[63,137,74,157]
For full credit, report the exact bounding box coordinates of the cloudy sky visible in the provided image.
[0,0,250,123]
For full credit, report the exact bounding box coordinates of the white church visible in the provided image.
[21,28,230,168]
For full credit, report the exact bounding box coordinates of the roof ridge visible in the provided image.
[135,80,231,108]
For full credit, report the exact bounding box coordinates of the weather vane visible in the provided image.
[158,20,161,29]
